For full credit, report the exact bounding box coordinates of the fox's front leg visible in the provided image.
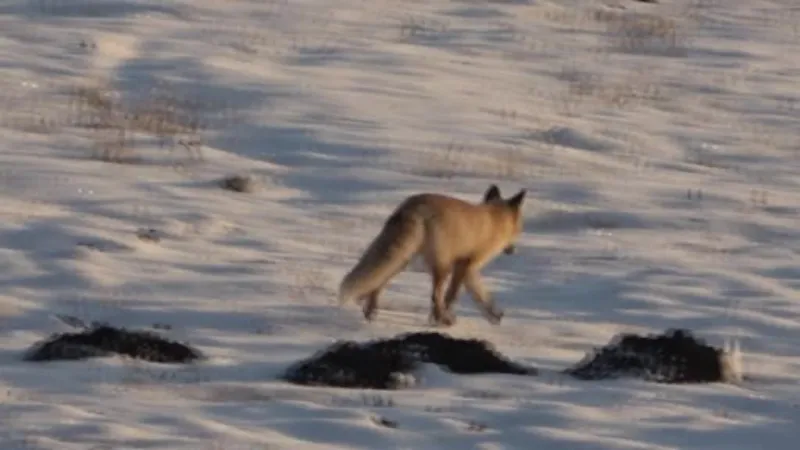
[362,289,381,321]
[464,270,504,325]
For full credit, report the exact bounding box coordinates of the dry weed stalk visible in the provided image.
[489,144,529,179]
[538,5,584,27]
[398,14,449,40]
[412,139,531,181]
[288,268,334,301]
[423,140,464,179]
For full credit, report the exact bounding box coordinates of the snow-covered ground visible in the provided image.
[0,0,798,448]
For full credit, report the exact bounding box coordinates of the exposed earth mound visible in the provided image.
[564,328,740,383]
[24,324,204,364]
[282,331,538,389]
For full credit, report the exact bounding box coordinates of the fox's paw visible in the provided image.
[427,312,438,327]
[440,314,456,327]
[486,308,504,325]
[362,303,378,322]
[429,309,456,328]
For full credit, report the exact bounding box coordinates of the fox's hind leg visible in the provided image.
[439,259,468,321]
[361,258,414,322]
[428,264,455,327]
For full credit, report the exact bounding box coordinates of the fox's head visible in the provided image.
[482,184,527,255]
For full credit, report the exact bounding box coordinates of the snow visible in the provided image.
[0,0,799,448]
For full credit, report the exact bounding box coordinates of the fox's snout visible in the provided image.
[503,245,515,255]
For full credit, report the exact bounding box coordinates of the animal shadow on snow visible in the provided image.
[214,121,396,206]
[494,254,734,334]
[0,218,147,335]
[0,219,130,293]
[493,249,796,370]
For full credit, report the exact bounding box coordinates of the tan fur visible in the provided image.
[337,185,526,327]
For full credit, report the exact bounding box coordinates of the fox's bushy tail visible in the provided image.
[338,210,425,305]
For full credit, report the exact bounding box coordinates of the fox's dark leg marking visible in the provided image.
[362,289,382,321]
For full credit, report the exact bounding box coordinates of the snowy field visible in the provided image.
[0,0,799,448]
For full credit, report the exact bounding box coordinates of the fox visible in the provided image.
[337,184,527,327]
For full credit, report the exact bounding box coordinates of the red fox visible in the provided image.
[338,185,526,327]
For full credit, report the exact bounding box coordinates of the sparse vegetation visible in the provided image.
[70,79,207,163]
[413,140,531,180]
[398,14,450,40]
[558,65,668,113]
[594,9,689,56]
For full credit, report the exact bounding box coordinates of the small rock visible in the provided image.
[136,228,162,243]
[371,416,398,428]
[220,175,257,193]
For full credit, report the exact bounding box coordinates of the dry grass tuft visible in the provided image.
[558,64,667,115]
[69,78,207,164]
[410,140,531,181]
[593,9,689,56]
[0,84,66,134]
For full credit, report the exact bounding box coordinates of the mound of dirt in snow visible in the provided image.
[282,332,538,389]
[564,329,741,383]
[24,325,204,364]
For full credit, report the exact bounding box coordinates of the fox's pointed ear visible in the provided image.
[483,184,502,202]
[507,189,527,209]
